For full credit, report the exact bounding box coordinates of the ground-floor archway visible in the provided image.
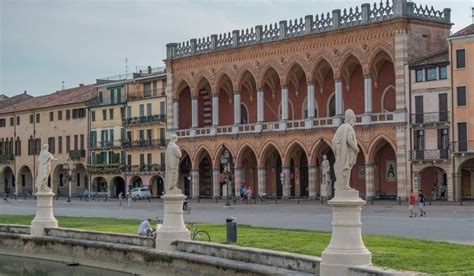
[313,141,335,198]
[18,166,33,196]
[150,175,164,197]
[2,166,14,195]
[419,166,447,200]
[74,164,88,196]
[111,176,126,197]
[261,144,282,197]
[130,176,143,189]
[373,140,397,199]
[237,146,257,196]
[179,153,192,196]
[459,158,474,200]
[198,152,213,197]
[92,176,108,193]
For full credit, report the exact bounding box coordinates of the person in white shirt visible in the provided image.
[137,218,153,237]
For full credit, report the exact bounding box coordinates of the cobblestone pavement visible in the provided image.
[1,197,473,245]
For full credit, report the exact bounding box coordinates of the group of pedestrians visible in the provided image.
[408,190,427,218]
[239,186,253,204]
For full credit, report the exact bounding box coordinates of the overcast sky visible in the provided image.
[1,0,473,97]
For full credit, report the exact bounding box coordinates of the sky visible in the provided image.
[1,0,473,97]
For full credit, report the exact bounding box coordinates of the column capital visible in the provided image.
[172,98,178,103]
[307,81,314,86]
[364,74,372,80]
[257,167,266,171]
[234,91,240,95]
[257,88,264,93]
[281,85,288,90]
[191,96,198,101]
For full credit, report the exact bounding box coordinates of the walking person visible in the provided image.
[118,192,123,208]
[239,186,245,203]
[408,191,417,218]
[418,190,426,217]
[246,186,252,204]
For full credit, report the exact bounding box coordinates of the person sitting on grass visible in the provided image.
[137,218,154,237]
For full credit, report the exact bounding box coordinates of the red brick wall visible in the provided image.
[350,148,366,193]
[219,89,234,125]
[288,78,307,119]
[178,87,192,129]
[377,144,397,196]
[372,61,395,113]
[263,83,281,122]
[240,86,257,123]
[315,71,335,117]
[343,65,364,115]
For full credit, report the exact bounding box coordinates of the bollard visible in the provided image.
[398,196,401,205]
[226,217,237,244]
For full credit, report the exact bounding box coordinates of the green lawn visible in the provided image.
[0,215,472,275]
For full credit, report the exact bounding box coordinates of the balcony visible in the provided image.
[410,149,450,162]
[452,141,474,154]
[411,112,449,126]
[176,112,403,138]
[129,88,166,100]
[0,154,14,164]
[122,114,166,126]
[88,164,122,175]
[121,164,165,175]
[122,139,166,149]
[90,140,122,150]
[69,150,86,160]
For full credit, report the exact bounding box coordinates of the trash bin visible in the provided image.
[226,217,237,244]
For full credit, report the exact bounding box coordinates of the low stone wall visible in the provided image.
[349,265,426,276]
[45,227,155,248]
[174,240,321,274]
[0,224,30,235]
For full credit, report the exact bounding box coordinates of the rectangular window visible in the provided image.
[66,110,70,120]
[16,116,20,126]
[74,135,78,150]
[127,154,132,166]
[91,111,96,121]
[15,139,21,156]
[90,131,97,148]
[144,82,152,97]
[425,67,437,81]
[98,91,103,103]
[415,69,424,82]
[140,154,145,167]
[439,66,447,80]
[146,103,152,116]
[109,129,114,144]
[456,49,466,69]
[66,136,70,153]
[50,112,54,121]
[101,130,108,146]
[139,130,145,140]
[160,152,165,167]
[109,108,114,120]
[48,137,55,154]
[110,89,115,104]
[80,134,84,150]
[58,136,63,154]
[139,104,144,117]
[120,107,125,119]
[147,153,152,164]
[30,114,33,124]
[457,86,467,106]
[160,102,165,115]
[117,88,122,103]
[414,95,424,123]
[102,110,107,120]
[10,117,14,126]
[72,109,78,119]
[0,119,5,127]
[126,106,131,118]
[458,122,468,152]
[58,110,62,120]
[35,138,41,154]
[36,114,40,123]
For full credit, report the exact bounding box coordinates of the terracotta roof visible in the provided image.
[0,93,34,112]
[409,50,449,68]
[0,84,97,115]
[450,24,474,38]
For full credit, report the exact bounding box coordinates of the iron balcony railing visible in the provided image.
[0,154,14,163]
[410,149,450,161]
[69,150,86,160]
[411,112,449,125]
[88,164,122,175]
[90,140,122,150]
[452,141,474,153]
[121,139,166,149]
[121,164,165,173]
[122,114,166,126]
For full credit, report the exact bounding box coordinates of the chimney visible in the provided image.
[79,83,84,87]
[148,66,152,74]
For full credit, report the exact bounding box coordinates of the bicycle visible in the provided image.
[183,201,191,214]
[188,223,210,242]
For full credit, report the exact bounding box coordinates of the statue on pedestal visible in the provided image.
[35,144,57,193]
[165,134,182,192]
[332,109,359,191]
[321,155,332,198]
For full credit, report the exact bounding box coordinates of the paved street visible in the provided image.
[1,198,473,245]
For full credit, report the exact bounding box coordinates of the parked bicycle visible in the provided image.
[183,198,191,214]
[187,223,210,242]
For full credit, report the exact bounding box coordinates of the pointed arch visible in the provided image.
[368,47,394,86]
[174,78,192,99]
[236,143,259,167]
[258,141,283,167]
[214,71,235,97]
[257,60,284,89]
[193,146,213,169]
[309,137,333,165]
[283,140,309,166]
[367,134,397,164]
[338,52,363,89]
[311,56,335,90]
[214,143,236,167]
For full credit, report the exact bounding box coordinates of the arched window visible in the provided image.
[328,94,336,117]
[240,104,248,124]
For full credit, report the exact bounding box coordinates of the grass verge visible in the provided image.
[0,215,472,275]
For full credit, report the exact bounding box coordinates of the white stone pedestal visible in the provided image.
[320,190,371,275]
[156,190,190,251]
[31,192,58,236]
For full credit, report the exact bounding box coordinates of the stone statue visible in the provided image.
[165,134,182,191]
[35,144,57,193]
[332,109,359,191]
[321,155,330,184]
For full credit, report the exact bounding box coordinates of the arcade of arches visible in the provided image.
[177,133,400,200]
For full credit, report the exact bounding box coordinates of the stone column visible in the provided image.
[281,85,289,121]
[394,31,408,122]
[234,168,242,199]
[191,97,198,128]
[335,79,343,116]
[234,92,241,125]
[446,172,453,201]
[257,89,264,123]
[396,127,408,201]
[172,99,179,130]
[31,191,58,236]
[365,165,375,201]
[191,169,199,199]
[307,82,315,118]
[282,166,290,199]
[212,168,220,198]
[257,167,265,196]
[308,165,317,199]
[363,75,372,124]
[212,95,219,126]
[453,173,461,201]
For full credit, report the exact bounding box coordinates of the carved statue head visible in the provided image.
[344,109,356,126]
[323,154,327,160]
[42,144,49,151]
[170,134,178,143]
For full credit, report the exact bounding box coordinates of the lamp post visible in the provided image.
[63,158,73,203]
[220,149,232,207]
[280,172,285,200]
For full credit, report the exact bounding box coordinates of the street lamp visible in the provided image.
[220,149,232,206]
[63,158,73,203]
[280,172,285,200]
